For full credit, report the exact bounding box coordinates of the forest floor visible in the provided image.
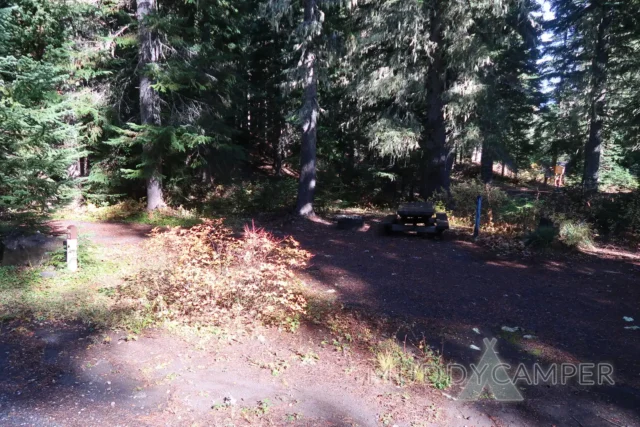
[0,217,639,426]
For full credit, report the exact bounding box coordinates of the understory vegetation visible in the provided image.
[0,240,118,323]
[427,168,640,251]
[117,220,309,327]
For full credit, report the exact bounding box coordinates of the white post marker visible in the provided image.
[67,225,78,272]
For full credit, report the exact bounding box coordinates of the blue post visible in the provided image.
[473,195,482,238]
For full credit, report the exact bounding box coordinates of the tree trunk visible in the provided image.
[138,0,165,211]
[583,4,611,193]
[420,1,450,198]
[480,141,494,184]
[295,0,319,216]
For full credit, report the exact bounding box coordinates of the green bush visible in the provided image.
[431,180,509,226]
[525,225,557,248]
[252,179,298,212]
[544,188,640,236]
[209,179,298,214]
[500,197,543,232]
[558,220,594,249]
[622,193,640,235]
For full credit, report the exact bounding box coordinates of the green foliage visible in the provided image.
[558,220,594,249]
[0,242,117,323]
[55,199,201,227]
[500,197,542,232]
[210,179,298,214]
[542,188,640,236]
[525,225,557,248]
[599,143,639,191]
[0,266,40,291]
[431,181,508,226]
[0,54,78,215]
[622,193,640,235]
[0,0,638,230]
[373,339,451,389]
[47,235,99,270]
[544,0,640,188]
[0,0,111,216]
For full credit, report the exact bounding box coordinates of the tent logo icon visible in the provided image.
[457,338,524,401]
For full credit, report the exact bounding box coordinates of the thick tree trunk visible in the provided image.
[295,0,319,216]
[583,4,611,193]
[420,2,451,198]
[480,142,493,184]
[138,0,165,211]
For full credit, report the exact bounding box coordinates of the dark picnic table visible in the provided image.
[381,202,449,236]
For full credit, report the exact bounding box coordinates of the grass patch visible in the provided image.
[558,220,594,249]
[121,210,201,228]
[0,236,143,328]
[0,261,114,324]
[0,266,40,291]
[372,339,450,389]
[54,200,201,228]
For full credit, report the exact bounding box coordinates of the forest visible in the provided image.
[0,0,639,229]
[0,1,640,425]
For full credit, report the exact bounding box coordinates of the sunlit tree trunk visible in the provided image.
[138,0,165,210]
[583,4,611,193]
[420,0,451,198]
[295,0,319,216]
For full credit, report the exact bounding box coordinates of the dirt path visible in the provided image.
[0,220,405,426]
[47,220,154,246]
[1,218,638,426]
[0,322,394,426]
[282,217,640,427]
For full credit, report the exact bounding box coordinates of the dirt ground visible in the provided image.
[0,217,638,426]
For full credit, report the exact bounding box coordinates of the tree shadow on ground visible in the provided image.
[275,215,640,426]
[0,321,165,426]
[0,220,385,426]
[0,220,161,425]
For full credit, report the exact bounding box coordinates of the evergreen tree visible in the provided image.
[546,0,640,191]
[475,0,542,183]
[0,0,85,215]
[137,0,165,210]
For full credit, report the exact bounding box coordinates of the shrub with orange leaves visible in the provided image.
[119,219,310,327]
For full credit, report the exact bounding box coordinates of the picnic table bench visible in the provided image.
[381,202,449,237]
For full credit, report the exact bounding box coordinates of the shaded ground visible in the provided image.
[282,217,640,426]
[0,217,638,426]
[0,321,396,426]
